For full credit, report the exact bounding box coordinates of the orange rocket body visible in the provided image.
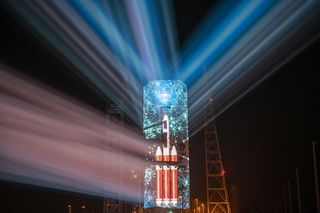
[155,114,179,208]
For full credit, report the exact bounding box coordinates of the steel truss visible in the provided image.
[205,120,231,213]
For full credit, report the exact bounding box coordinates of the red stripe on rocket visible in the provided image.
[156,146,163,207]
[163,146,170,207]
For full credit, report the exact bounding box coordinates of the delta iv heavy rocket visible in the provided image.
[155,114,178,208]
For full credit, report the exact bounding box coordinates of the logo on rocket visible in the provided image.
[155,114,178,208]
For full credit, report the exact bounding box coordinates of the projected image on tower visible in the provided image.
[143,80,189,209]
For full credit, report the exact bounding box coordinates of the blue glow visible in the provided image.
[69,0,147,83]
[8,0,319,131]
[143,80,188,140]
[178,0,277,86]
[143,80,189,209]
[159,91,170,103]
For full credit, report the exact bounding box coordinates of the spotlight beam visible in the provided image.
[177,0,320,135]
[3,0,320,134]
[0,67,148,201]
[177,0,276,85]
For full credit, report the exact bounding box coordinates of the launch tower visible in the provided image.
[103,107,124,213]
[143,80,189,211]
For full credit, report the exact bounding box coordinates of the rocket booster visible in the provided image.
[163,146,170,162]
[156,145,163,161]
[156,146,163,207]
[163,146,170,207]
[171,145,177,162]
[163,165,170,207]
[171,145,178,207]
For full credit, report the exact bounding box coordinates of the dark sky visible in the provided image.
[216,38,320,211]
[175,1,320,212]
[1,1,320,213]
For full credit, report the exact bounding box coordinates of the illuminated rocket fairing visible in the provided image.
[143,80,189,209]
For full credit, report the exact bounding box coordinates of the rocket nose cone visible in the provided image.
[171,145,177,155]
[156,146,162,155]
[163,147,169,155]
[163,114,168,121]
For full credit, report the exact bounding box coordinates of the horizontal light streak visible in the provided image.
[5,0,144,124]
[0,67,149,201]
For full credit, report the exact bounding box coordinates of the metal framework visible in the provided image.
[103,107,124,213]
[205,120,231,213]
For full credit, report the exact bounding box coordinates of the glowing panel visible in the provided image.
[143,80,189,209]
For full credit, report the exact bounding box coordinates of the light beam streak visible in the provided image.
[4,0,144,125]
[177,0,276,85]
[0,66,149,202]
[3,0,320,137]
[187,0,320,135]
[3,0,181,126]
[124,0,162,80]
[159,0,179,74]
[124,0,178,80]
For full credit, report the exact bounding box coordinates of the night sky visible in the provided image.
[1,1,320,213]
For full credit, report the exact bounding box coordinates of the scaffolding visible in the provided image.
[204,120,231,213]
[103,107,124,213]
